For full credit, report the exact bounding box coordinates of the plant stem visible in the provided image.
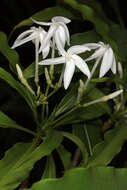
[83,124,93,156]
[34,39,39,84]
[84,57,101,89]
[52,104,80,128]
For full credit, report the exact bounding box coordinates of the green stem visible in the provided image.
[83,124,93,156]
[52,104,80,128]
[34,39,39,84]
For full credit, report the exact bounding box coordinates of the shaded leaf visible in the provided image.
[42,155,56,179]
[12,6,79,31]
[24,167,127,190]
[57,145,72,170]
[0,32,19,72]
[87,122,127,167]
[0,130,63,190]
[0,67,35,111]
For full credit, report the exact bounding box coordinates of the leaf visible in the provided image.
[0,67,35,111]
[42,155,56,179]
[71,30,101,45]
[72,121,102,155]
[87,122,127,167]
[0,111,36,136]
[64,0,118,53]
[0,32,20,72]
[62,131,88,166]
[0,130,63,190]
[57,145,72,170]
[24,167,127,190]
[12,6,79,31]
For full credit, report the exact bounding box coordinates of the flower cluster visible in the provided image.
[12,16,117,89]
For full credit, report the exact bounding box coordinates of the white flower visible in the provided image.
[84,42,116,77]
[12,26,51,83]
[11,26,50,59]
[31,16,71,53]
[39,45,90,89]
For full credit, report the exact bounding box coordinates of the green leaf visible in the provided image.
[87,122,127,167]
[71,30,101,45]
[0,130,63,190]
[0,111,36,136]
[64,0,118,53]
[57,145,72,170]
[72,121,102,155]
[0,67,35,111]
[12,6,79,31]
[0,32,19,72]
[24,167,127,190]
[64,0,109,37]
[62,131,88,166]
[42,155,56,179]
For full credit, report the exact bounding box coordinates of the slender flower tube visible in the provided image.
[38,45,90,89]
[12,26,50,83]
[31,16,71,53]
[84,42,116,77]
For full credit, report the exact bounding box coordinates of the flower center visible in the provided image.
[65,54,72,61]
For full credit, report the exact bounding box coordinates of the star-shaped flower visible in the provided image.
[12,26,51,83]
[39,45,90,89]
[84,42,116,77]
[11,26,50,59]
[31,16,71,53]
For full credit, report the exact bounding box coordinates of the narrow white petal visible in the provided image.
[52,16,71,24]
[64,59,75,89]
[111,56,116,74]
[83,43,101,50]
[42,42,50,59]
[99,47,114,77]
[39,57,65,65]
[31,18,51,26]
[39,25,56,52]
[16,29,35,41]
[85,47,106,61]
[56,26,66,48]
[68,45,90,55]
[72,54,90,78]
[54,34,66,56]
[58,22,70,45]
[12,33,37,49]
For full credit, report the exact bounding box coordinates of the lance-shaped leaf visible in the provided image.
[24,167,127,190]
[42,155,56,179]
[0,130,63,190]
[0,111,36,136]
[0,32,19,72]
[0,67,35,111]
[87,122,127,167]
[11,6,79,32]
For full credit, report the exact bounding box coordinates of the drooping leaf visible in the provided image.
[72,121,102,155]
[71,30,101,45]
[57,145,72,170]
[0,67,35,111]
[0,32,19,72]
[87,122,127,167]
[64,0,118,53]
[12,6,79,32]
[24,167,127,190]
[42,155,56,179]
[0,111,36,136]
[0,130,63,190]
[62,131,88,166]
